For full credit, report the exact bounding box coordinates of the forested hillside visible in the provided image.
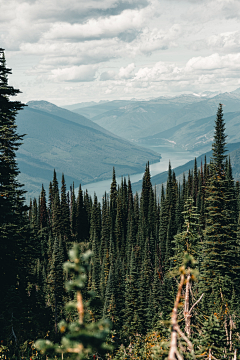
[1,49,240,360]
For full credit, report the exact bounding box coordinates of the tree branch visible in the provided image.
[175,325,195,359]
[189,293,204,314]
[77,291,84,324]
[168,274,185,360]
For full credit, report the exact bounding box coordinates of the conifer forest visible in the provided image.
[1,47,240,360]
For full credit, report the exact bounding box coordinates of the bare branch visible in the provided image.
[189,293,204,314]
[234,349,237,360]
[184,273,191,337]
[176,348,184,360]
[168,274,185,360]
[77,291,84,324]
[175,325,195,359]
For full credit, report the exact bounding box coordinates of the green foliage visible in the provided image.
[199,104,240,319]
[35,244,112,359]
[195,314,227,358]
[0,47,34,353]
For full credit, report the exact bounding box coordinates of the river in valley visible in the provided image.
[81,146,201,200]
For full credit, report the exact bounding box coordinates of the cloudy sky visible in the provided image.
[1,0,240,105]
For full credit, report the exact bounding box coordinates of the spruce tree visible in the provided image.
[40,185,48,230]
[110,167,118,237]
[0,48,30,347]
[76,184,88,242]
[199,104,240,349]
[60,174,71,243]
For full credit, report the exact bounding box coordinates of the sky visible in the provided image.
[1,0,240,105]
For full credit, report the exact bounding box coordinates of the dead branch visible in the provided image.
[184,273,191,337]
[189,293,204,314]
[168,273,185,360]
[175,325,195,358]
[176,348,184,360]
[229,314,236,352]
[233,349,237,360]
[77,291,84,324]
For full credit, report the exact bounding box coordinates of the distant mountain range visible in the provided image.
[65,90,240,153]
[16,101,160,200]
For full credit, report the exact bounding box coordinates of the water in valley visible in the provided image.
[82,147,201,200]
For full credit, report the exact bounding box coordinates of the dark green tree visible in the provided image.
[0,48,30,348]
[199,105,240,351]
[60,174,71,243]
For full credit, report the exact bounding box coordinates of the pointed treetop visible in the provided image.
[212,103,227,170]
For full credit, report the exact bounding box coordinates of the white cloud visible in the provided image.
[127,24,181,56]
[186,53,240,71]
[100,71,117,81]
[19,23,181,73]
[44,9,146,41]
[118,63,136,79]
[50,65,98,82]
[2,0,240,103]
[100,63,135,81]
[207,31,240,52]
[134,62,175,81]
[0,0,150,49]
[125,52,240,94]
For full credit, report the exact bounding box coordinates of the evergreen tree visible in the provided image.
[0,48,30,347]
[48,236,65,336]
[110,167,118,237]
[60,174,71,243]
[40,185,48,230]
[200,104,240,337]
[76,184,88,242]
[70,182,77,237]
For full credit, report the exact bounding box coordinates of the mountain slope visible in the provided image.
[139,111,240,153]
[27,100,113,135]
[16,103,160,200]
[72,100,135,119]
[143,92,240,138]
[230,147,240,181]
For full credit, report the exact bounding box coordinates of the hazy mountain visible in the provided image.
[139,110,240,153]
[199,90,221,97]
[63,100,109,111]
[16,102,160,200]
[231,87,240,95]
[85,95,206,141]
[71,100,135,119]
[230,147,240,181]
[67,91,240,142]
[27,100,112,135]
